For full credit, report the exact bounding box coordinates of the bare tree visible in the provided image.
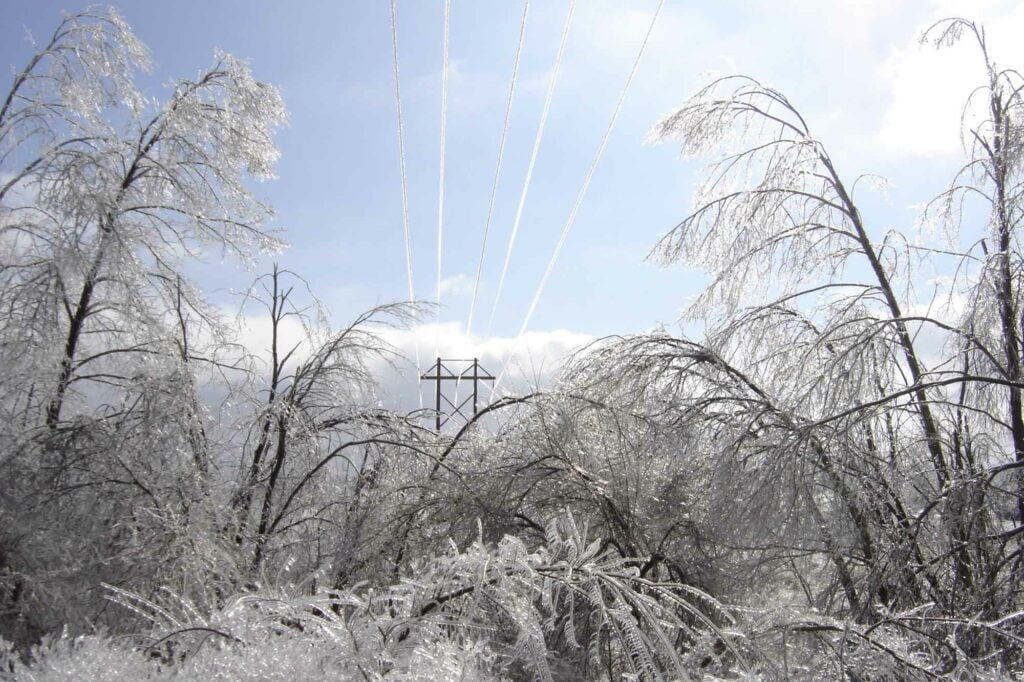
[0,8,286,428]
[229,265,427,576]
[924,18,1024,521]
[559,21,1024,670]
[0,8,285,645]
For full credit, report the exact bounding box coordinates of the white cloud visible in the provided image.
[233,310,313,371]
[876,3,1024,157]
[877,36,982,156]
[437,272,474,298]
[375,321,593,411]
[226,309,593,414]
[764,0,900,50]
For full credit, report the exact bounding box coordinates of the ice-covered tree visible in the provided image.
[566,17,1024,672]
[0,8,285,427]
[0,7,286,645]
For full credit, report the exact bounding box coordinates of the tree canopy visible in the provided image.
[1,9,1022,681]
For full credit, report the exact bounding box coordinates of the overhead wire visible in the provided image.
[389,0,423,409]
[465,0,530,339]
[485,0,577,336]
[456,0,532,412]
[493,0,666,395]
[435,0,451,360]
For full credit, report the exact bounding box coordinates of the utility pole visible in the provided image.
[419,357,495,430]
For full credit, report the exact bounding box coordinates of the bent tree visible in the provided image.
[573,17,1024,667]
[0,8,286,645]
[3,8,1023,678]
[0,8,286,428]
[229,265,426,576]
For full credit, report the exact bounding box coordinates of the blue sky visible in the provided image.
[4,0,1024,403]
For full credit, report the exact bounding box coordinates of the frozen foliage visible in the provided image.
[0,5,288,651]
[2,7,1023,681]
[0,5,286,431]
[566,14,1023,678]
[1,514,737,680]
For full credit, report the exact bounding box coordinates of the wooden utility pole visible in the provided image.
[419,357,495,430]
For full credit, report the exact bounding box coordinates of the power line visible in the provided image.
[455,0,531,414]
[465,0,530,339]
[435,0,451,359]
[486,0,577,336]
[389,0,415,306]
[389,0,422,409]
[494,0,666,394]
